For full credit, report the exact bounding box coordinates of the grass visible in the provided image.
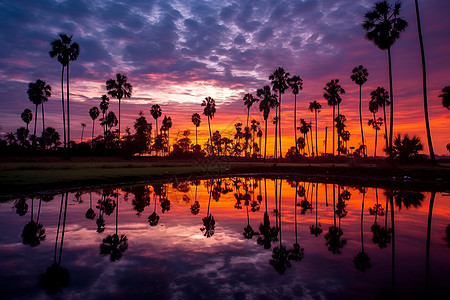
[1,156,449,199]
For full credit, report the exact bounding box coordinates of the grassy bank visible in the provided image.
[1,156,449,199]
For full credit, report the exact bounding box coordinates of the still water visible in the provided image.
[0,177,449,299]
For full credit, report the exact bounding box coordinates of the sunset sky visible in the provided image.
[0,0,449,155]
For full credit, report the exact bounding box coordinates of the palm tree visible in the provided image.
[150,104,162,138]
[439,86,450,110]
[288,75,303,153]
[257,86,278,160]
[363,1,408,154]
[298,118,311,156]
[308,101,322,156]
[89,107,100,143]
[368,99,383,157]
[270,67,290,158]
[49,34,80,155]
[323,79,345,157]
[80,123,86,143]
[243,93,258,128]
[106,73,133,138]
[351,65,369,157]
[21,109,33,132]
[99,95,109,142]
[370,87,390,150]
[413,0,435,163]
[191,113,201,146]
[27,79,51,147]
[353,188,371,272]
[161,115,172,154]
[202,97,216,156]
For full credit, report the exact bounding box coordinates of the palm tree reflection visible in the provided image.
[289,181,305,262]
[324,185,346,254]
[22,197,46,247]
[148,189,160,226]
[201,179,215,238]
[85,192,95,220]
[257,179,278,249]
[353,188,371,272]
[13,198,28,216]
[310,183,323,236]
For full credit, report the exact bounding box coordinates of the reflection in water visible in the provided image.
[0,178,449,298]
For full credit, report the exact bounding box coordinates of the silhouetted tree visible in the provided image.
[21,108,33,132]
[270,67,290,158]
[390,134,423,162]
[439,86,450,110]
[354,188,371,271]
[243,93,258,128]
[323,79,345,157]
[351,65,369,157]
[27,79,51,147]
[191,113,201,146]
[202,97,216,156]
[308,101,322,156]
[287,75,303,153]
[257,86,278,160]
[89,107,100,143]
[106,73,132,138]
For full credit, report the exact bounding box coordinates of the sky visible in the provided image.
[0,0,449,155]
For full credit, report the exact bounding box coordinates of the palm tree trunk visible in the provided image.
[54,194,64,263]
[388,47,394,155]
[116,190,119,235]
[389,193,395,289]
[294,182,298,244]
[246,108,250,129]
[118,97,121,139]
[324,127,327,156]
[66,62,71,158]
[332,105,335,157]
[359,85,366,157]
[279,92,282,159]
[195,126,198,146]
[208,116,213,156]
[41,102,45,149]
[294,94,298,153]
[383,104,388,150]
[361,191,365,253]
[92,119,95,143]
[315,111,318,156]
[310,127,314,157]
[274,106,278,159]
[264,119,267,161]
[60,66,66,153]
[374,112,378,157]
[426,191,436,287]
[34,104,38,147]
[414,0,435,164]
[59,193,68,266]
[337,103,340,156]
[332,184,336,227]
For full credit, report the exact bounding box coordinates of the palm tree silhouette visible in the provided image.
[310,183,323,236]
[85,192,96,220]
[21,108,33,132]
[99,95,110,142]
[370,87,390,150]
[100,189,128,261]
[298,119,311,156]
[243,93,258,128]
[323,79,345,157]
[290,181,305,262]
[148,191,160,226]
[351,65,369,157]
[353,188,371,271]
[106,73,132,139]
[150,104,162,142]
[439,86,450,110]
[89,107,100,144]
[202,97,216,156]
[49,34,80,156]
[287,75,303,153]
[308,101,322,156]
[191,113,201,146]
[257,179,278,249]
[270,67,290,158]
[161,115,172,154]
[22,197,46,247]
[258,86,278,160]
[80,123,86,143]
[413,0,435,163]
[201,179,215,237]
[363,1,408,154]
[27,79,51,147]
[368,97,383,157]
[39,193,70,294]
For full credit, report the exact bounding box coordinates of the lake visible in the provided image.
[1,177,449,299]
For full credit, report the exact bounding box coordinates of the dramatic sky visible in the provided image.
[0,0,449,155]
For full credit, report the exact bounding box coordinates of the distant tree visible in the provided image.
[21,109,33,132]
[243,93,258,128]
[439,86,450,110]
[368,99,383,157]
[446,143,450,154]
[191,113,201,146]
[80,123,86,143]
[370,87,390,150]
[308,101,322,156]
[288,75,303,153]
[257,86,278,160]
[49,33,80,155]
[363,0,408,153]
[16,127,29,147]
[351,65,369,157]
[27,79,51,147]
[202,97,216,156]
[161,115,172,154]
[270,67,290,158]
[150,104,162,138]
[106,73,132,138]
[41,127,61,150]
[298,118,311,156]
[390,134,424,162]
[133,111,152,155]
[323,79,345,157]
[89,107,100,143]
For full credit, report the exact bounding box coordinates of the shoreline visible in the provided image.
[1,157,449,199]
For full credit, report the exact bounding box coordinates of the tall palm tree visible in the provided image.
[288,75,303,153]
[162,115,172,154]
[150,104,162,138]
[106,73,133,138]
[368,99,383,157]
[80,123,86,142]
[308,100,322,156]
[363,0,408,154]
[202,97,216,156]
[243,93,258,128]
[351,65,369,157]
[299,118,311,156]
[21,109,33,132]
[89,107,100,143]
[323,79,345,157]
[270,67,290,158]
[370,87,390,150]
[414,0,435,163]
[191,113,201,146]
[439,86,450,110]
[49,34,80,155]
[99,95,109,142]
[27,79,51,146]
[257,86,278,160]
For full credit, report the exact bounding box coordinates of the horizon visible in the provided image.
[0,0,449,155]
